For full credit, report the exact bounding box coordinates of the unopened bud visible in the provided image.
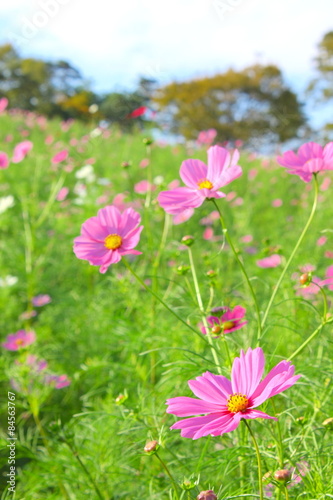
[211,325,222,335]
[206,270,216,278]
[121,161,131,168]
[322,417,333,428]
[143,137,153,146]
[197,490,217,500]
[296,416,306,425]
[144,440,159,453]
[274,469,291,482]
[299,272,312,286]
[177,265,190,275]
[181,480,195,490]
[181,235,195,247]
[115,393,127,405]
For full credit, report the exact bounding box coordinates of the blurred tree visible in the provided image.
[0,43,86,117]
[154,65,305,145]
[308,31,333,137]
[99,91,147,130]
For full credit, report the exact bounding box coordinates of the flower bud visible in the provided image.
[121,161,131,168]
[115,393,127,405]
[144,440,159,454]
[143,137,153,146]
[299,272,312,286]
[197,490,217,500]
[181,480,196,490]
[181,235,195,247]
[176,265,190,275]
[322,417,333,428]
[211,325,222,335]
[206,270,216,278]
[274,469,291,482]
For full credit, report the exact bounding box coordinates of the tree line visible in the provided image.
[1,31,333,145]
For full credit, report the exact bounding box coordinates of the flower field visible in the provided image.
[1,108,333,499]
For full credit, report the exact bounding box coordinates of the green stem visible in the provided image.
[122,258,211,346]
[155,452,180,500]
[288,319,332,361]
[187,246,222,374]
[222,336,232,368]
[311,281,328,322]
[261,175,319,332]
[212,200,262,343]
[144,144,153,208]
[65,441,105,500]
[271,399,283,468]
[284,485,290,500]
[243,420,263,500]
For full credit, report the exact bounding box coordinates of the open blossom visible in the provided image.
[73,205,143,273]
[0,97,8,113]
[166,347,300,439]
[52,149,68,164]
[202,306,247,336]
[277,142,333,182]
[32,294,52,307]
[2,330,36,351]
[0,152,9,169]
[158,146,242,214]
[45,374,71,389]
[12,140,33,163]
[257,254,281,268]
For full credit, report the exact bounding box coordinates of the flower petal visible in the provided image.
[166,396,226,416]
[231,347,265,397]
[189,371,232,404]
[179,159,208,188]
[157,187,204,214]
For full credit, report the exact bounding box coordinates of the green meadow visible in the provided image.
[0,112,333,499]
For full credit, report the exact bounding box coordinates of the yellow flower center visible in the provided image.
[104,234,122,250]
[15,339,24,347]
[197,179,213,190]
[223,321,236,330]
[227,393,249,413]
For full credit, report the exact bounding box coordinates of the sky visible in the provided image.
[0,0,333,126]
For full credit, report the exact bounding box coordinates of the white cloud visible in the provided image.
[0,0,332,94]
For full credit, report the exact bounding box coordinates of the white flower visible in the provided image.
[90,128,102,138]
[0,195,14,214]
[75,165,96,183]
[0,275,18,287]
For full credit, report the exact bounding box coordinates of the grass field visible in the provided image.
[0,111,333,499]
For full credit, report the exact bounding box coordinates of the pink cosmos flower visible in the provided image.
[73,205,143,273]
[12,140,33,163]
[52,149,69,164]
[202,306,247,336]
[56,187,69,201]
[316,236,327,246]
[166,347,300,439]
[272,199,283,207]
[0,97,8,113]
[45,374,71,389]
[173,208,195,225]
[257,254,282,268]
[2,330,36,351]
[196,128,217,146]
[277,142,333,182]
[158,146,242,215]
[32,294,52,307]
[134,180,156,194]
[0,152,9,169]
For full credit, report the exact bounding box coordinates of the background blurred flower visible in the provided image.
[257,254,282,268]
[2,330,36,351]
[277,142,333,182]
[12,140,33,163]
[203,306,247,336]
[32,294,52,307]
[0,152,9,169]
